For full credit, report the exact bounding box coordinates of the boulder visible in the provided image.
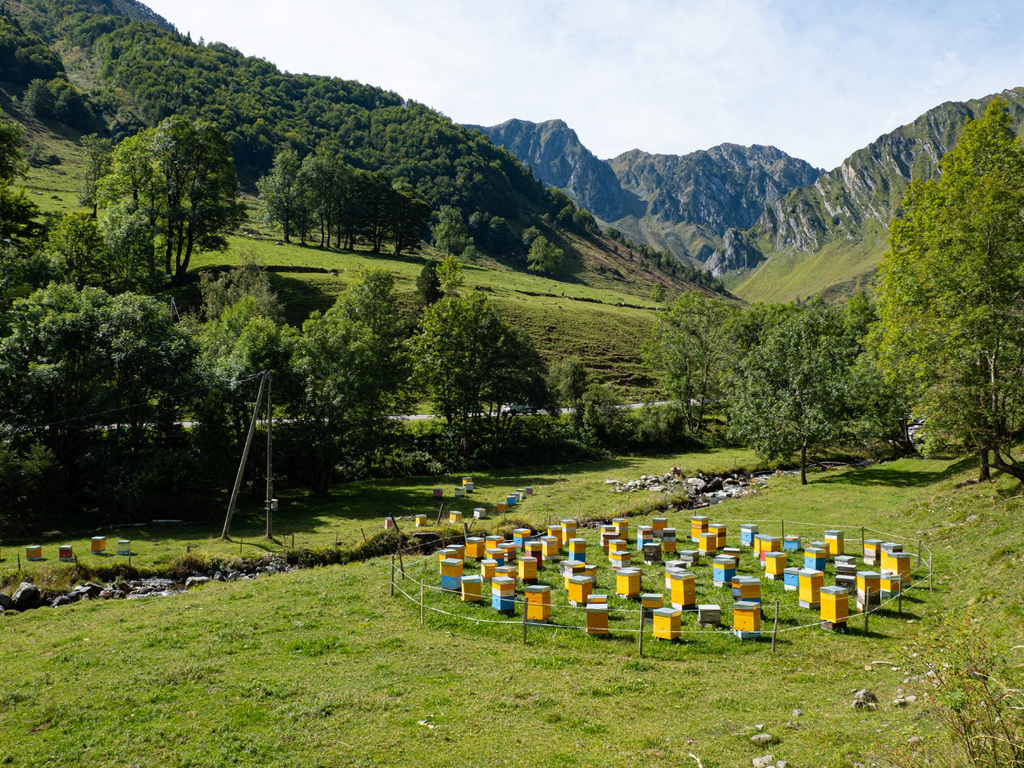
[184,576,210,589]
[12,582,40,610]
[51,595,73,608]
[0,593,12,611]
[853,689,878,710]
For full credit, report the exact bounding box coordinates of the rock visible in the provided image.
[81,582,103,597]
[750,733,773,744]
[785,720,799,729]
[705,476,724,492]
[792,709,802,717]
[905,695,917,703]
[776,762,787,768]
[51,595,73,608]
[893,698,907,707]
[0,593,12,611]
[213,571,225,582]
[908,736,921,744]
[184,576,210,589]
[752,754,774,768]
[852,689,878,710]
[12,582,40,610]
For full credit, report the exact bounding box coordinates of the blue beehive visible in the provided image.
[804,547,827,571]
[740,524,759,547]
[712,555,736,587]
[783,566,800,592]
[440,557,463,593]
[783,535,801,551]
[507,494,518,507]
[513,528,531,548]
[491,576,516,613]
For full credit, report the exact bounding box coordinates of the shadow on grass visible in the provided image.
[814,455,977,489]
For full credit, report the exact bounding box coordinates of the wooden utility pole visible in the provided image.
[221,372,267,539]
[265,371,274,539]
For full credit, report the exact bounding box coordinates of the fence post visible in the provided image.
[638,607,644,657]
[861,526,866,557]
[420,580,425,625]
[771,600,779,653]
[917,540,922,569]
[522,602,528,645]
[928,553,933,591]
[390,555,395,598]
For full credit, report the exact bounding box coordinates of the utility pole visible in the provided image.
[265,371,274,539]
[221,372,268,540]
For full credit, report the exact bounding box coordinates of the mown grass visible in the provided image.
[3,454,1023,767]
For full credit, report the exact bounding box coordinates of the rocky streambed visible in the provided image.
[603,466,786,507]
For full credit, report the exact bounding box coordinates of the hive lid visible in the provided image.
[734,600,760,611]
[857,570,881,580]
[586,604,608,613]
[821,585,848,596]
[713,555,735,565]
[462,575,483,583]
[525,584,550,593]
[617,568,640,577]
[798,568,824,577]
[491,576,515,586]
[653,607,680,618]
[698,603,721,611]
[568,575,591,585]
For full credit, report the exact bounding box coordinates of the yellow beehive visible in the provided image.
[586,604,609,635]
[652,517,667,537]
[652,607,681,641]
[561,519,577,543]
[448,544,465,561]
[616,568,641,599]
[541,536,560,558]
[891,552,912,580]
[495,565,517,587]
[518,557,538,584]
[466,537,485,558]
[863,539,883,565]
[525,585,551,622]
[609,539,627,555]
[753,534,765,558]
[613,518,629,540]
[500,543,517,564]
[462,476,474,487]
[690,516,709,542]
[669,570,696,609]
[732,601,761,638]
[525,541,544,565]
[414,514,427,527]
[600,525,618,552]
[440,557,463,577]
[461,575,483,602]
[547,524,563,546]
[567,575,592,606]
[449,510,462,524]
[820,586,849,627]
[583,564,598,586]
[90,536,105,554]
[731,575,761,602]
[586,593,608,605]
[609,550,631,570]
[496,501,508,513]
[641,592,664,611]
[765,551,787,579]
[798,569,823,608]
[480,559,497,581]
[438,547,457,563]
[880,570,902,596]
[562,560,586,589]
[486,535,503,551]
[698,531,717,556]
[824,529,844,556]
[710,523,727,548]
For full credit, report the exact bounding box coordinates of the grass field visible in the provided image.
[3,450,1023,767]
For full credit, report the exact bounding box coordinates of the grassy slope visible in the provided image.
[2,451,1022,767]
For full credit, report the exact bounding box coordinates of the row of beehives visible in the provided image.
[12,536,131,563]
[427,477,534,514]
[430,515,915,639]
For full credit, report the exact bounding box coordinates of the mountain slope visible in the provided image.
[732,88,1024,302]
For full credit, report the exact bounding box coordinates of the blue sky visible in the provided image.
[143,0,1024,169]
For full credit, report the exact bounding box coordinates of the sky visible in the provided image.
[142,0,1024,170]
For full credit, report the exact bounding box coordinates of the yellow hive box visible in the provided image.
[824,530,844,556]
[641,593,664,611]
[820,586,849,625]
[710,523,727,548]
[669,571,696,609]
[586,594,608,605]
[486,535,502,549]
[414,514,427,527]
[448,544,465,561]
[541,536,560,558]
[880,571,902,594]
[567,575,592,606]
[616,568,641,599]
[480,559,497,580]
[91,536,106,554]
[652,517,667,536]
[609,539,627,554]
[762,537,781,554]
[733,602,761,634]
[449,511,462,524]
[461,575,483,602]
[466,538,485,558]
[491,576,516,596]
[690,516,709,541]
[857,571,881,596]
[698,531,717,555]
[798,569,823,608]
[495,565,517,586]
[652,608,681,641]
[525,585,551,621]
[753,534,764,558]
[765,551,787,579]
[547,525,563,545]
[440,558,464,578]
[561,519,577,541]
[496,502,508,513]
[518,557,538,583]
[586,605,609,635]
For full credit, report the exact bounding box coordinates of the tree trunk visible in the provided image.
[800,441,808,485]
[992,450,1024,482]
[979,446,992,482]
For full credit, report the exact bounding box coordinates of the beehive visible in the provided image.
[462,477,473,487]
[677,550,700,567]
[473,508,487,520]
[881,541,903,554]
[836,573,857,591]
[486,534,502,549]
[513,528,531,548]
[669,569,696,610]
[856,571,880,610]
[90,536,106,555]
[437,547,456,564]
[587,593,608,606]
[712,555,736,587]
[783,534,801,551]
[722,547,741,567]
[586,604,609,635]
[454,487,465,499]
[740,524,759,547]
[461,574,483,602]
[662,528,678,554]
[783,566,800,592]
[568,537,587,563]
[731,575,761,603]
[497,501,509,513]
[643,542,662,565]
[448,544,465,562]
[600,525,618,552]
[560,559,585,586]
[414,514,428,527]
[698,531,718,556]
[641,592,664,624]
[500,542,518,564]
[690,516,709,542]
[480,559,498,581]
[485,548,505,566]
[880,570,902,598]
[653,607,681,641]
[491,576,516,613]
[464,482,475,493]
[609,538,627,555]
[803,547,827,572]
[561,519,577,543]
[753,533,766,559]
[525,486,534,496]
[698,604,721,627]
[433,487,444,499]
[616,568,641,599]
[863,539,883,565]
[525,584,551,622]
[525,540,544,566]
[516,488,526,501]
[385,517,396,531]
[798,569,824,609]
[567,574,593,606]
[820,586,849,630]
[440,557,463,592]
[612,518,629,540]
[541,536,560,559]
[609,550,632,570]
[636,525,654,551]
[583,564,598,587]
[26,545,42,561]
[664,563,686,590]
[889,552,912,581]
[732,601,761,639]
[117,539,131,556]
[765,551,787,580]
[652,517,667,538]
[465,537,486,559]
[518,556,538,584]
[759,536,781,566]
[58,545,74,563]
[824,529,844,557]
[506,494,517,507]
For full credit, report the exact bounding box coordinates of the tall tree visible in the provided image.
[877,97,1024,482]
[257,148,307,243]
[431,205,468,255]
[79,134,113,218]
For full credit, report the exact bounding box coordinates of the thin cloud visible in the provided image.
[144,0,1024,169]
